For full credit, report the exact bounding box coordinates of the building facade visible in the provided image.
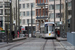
[0,0,10,30]
[67,0,72,31]
[19,0,36,32]
[36,0,48,31]
[48,0,65,27]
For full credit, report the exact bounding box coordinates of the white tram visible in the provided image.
[40,22,55,38]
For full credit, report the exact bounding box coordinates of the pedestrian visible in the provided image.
[57,29,60,37]
[55,29,57,36]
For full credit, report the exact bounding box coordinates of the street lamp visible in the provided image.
[31,3,33,37]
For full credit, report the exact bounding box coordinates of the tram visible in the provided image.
[40,22,56,38]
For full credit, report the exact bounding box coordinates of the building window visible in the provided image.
[36,9,38,16]
[0,9,3,15]
[19,4,21,9]
[43,0,44,3]
[56,4,63,10]
[40,0,41,3]
[32,11,35,16]
[23,4,25,8]
[46,0,48,3]
[49,5,54,10]
[5,9,10,15]
[33,19,35,23]
[5,16,10,22]
[49,0,54,2]
[20,12,21,16]
[68,10,72,15]
[0,2,3,8]
[20,19,21,24]
[19,0,21,1]
[56,4,60,10]
[23,12,25,16]
[27,19,29,24]
[56,13,60,18]
[23,19,25,24]
[5,2,10,8]
[42,9,44,16]
[37,0,38,3]
[31,3,34,8]
[51,13,54,18]
[27,3,29,8]
[0,17,3,21]
[68,2,72,7]
[56,13,63,18]
[27,11,29,16]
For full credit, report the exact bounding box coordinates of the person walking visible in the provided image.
[57,29,60,37]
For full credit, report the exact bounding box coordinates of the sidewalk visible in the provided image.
[13,37,26,42]
[56,37,67,41]
[56,37,75,50]
[60,41,75,50]
[0,37,26,48]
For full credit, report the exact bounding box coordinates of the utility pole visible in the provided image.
[65,0,68,34]
[15,0,17,37]
[40,8,41,33]
[60,0,62,37]
[18,0,20,32]
[31,3,33,37]
[28,19,29,37]
[70,0,75,33]
[17,0,20,32]
[54,0,56,37]
[9,0,13,41]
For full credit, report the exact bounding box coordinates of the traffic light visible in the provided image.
[68,24,70,28]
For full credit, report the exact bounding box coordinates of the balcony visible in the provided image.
[36,16,48,19]
[37,3,46,7]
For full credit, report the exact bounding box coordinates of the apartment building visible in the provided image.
[0,0,10,30]
[67,0,72,31]
[19,0,36,32]
[48,0,65,27]
[36,0,48,31]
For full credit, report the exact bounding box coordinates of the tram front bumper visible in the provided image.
[44,34,55,38]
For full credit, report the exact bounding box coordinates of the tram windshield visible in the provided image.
[45,24,54,33]
[45,24,48,33]
[49,24,54,31]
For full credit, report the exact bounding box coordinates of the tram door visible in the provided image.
[48,24,55,35]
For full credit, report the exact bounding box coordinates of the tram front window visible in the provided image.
[49,26,52,31]
[49,24,54,31]
[45,24,48,33]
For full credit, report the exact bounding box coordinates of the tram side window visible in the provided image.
[45,24,48,33]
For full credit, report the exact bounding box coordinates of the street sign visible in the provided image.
[0,27,3,30]
[21,27,25,31]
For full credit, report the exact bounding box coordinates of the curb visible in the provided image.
[56,37,67,42]
[0,37,26,48]
[12,37,26,42]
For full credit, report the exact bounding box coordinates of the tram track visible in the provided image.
[0,38,35,50]
[7,38,35,50]
[42,39,67,50]
[52,39,56,50]
[0,38,67,50]
[53,39,67,50]
[42,39,48,50]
